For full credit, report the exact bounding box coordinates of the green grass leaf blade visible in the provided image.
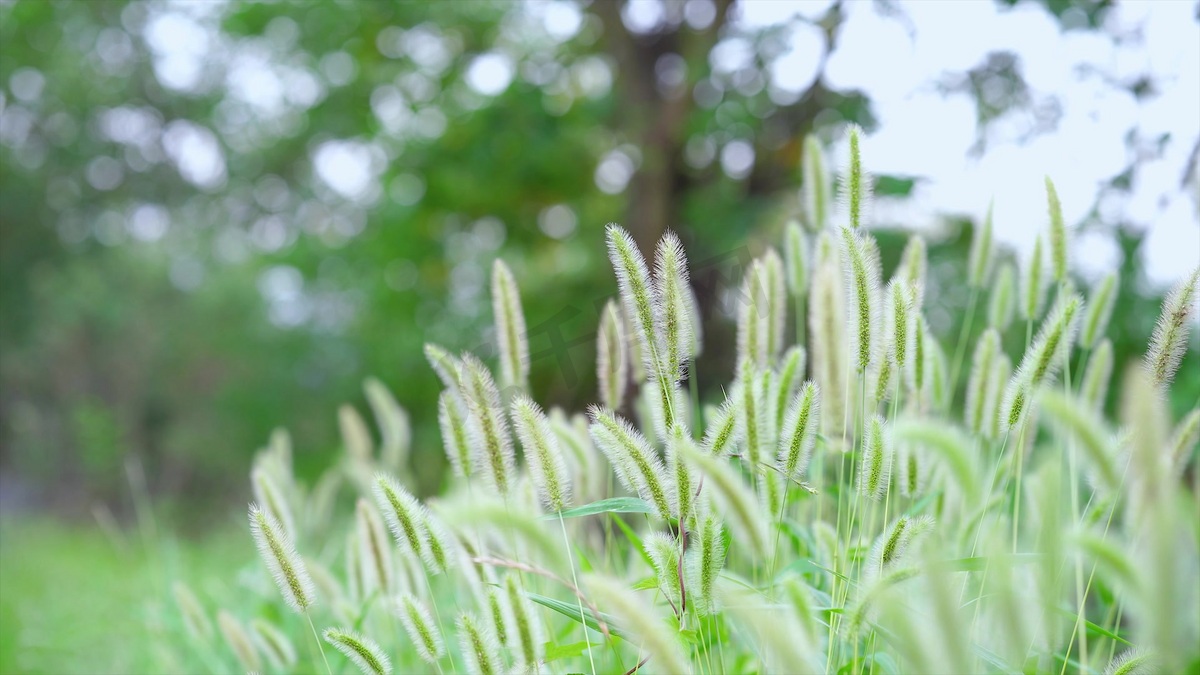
[543,497,654,520]
[525,591,627,641]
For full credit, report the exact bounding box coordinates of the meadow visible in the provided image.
[149,130,1200,675]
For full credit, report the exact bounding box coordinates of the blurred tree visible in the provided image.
[0,0,1193,515]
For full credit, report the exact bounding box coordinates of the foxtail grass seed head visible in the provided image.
[897,443,924,498]
[268,427,292,472]
[354,499,393,595]
[510,394,573,512]
[871,355,894,407]
[858,414,892,501]
[867,515,934,577]
[965,329,1001,436]
[986,353,1012,439]
[736,258,770,370]
[907,315,928,400]
[420,511,456,575]
[620,300,646,383]
[893,419,979,504]
[504,574,543,668]
[364,378,410,472]
[737,359,771,468]
[782,577,817,638]
[1003,292,1083,429]
[461,353,516,496]
[587,405,673,520]
[491,259,529,392]
[172,581,212,643]
[758,466,787,516]
[1144,266,1199,388]
[1027,292,1083,386]
[988,262,1016,331]
[687,513,726,615]
[774,345,807,428]
[701,396,740,457]
[248,503,315,613]
[842,125,871,230]
[324,627,392,675]
[810,241,847,433]
[372,473,425,562]
[1081,338,1113,412]
[926,331,949,412]
[645,531,683,609]
[1170,408,1200,477]
[763,247,787,360]
[784,221,809,297]
[1039,389,1120,493]
[840,226,880,374]
[645,379,688,444]
[1021,234,1048,321]
[888,280,914,369]
[424,342,464,392]
[681,440,770,558]
[218,610,262,674]
[304,461,343,530]
[606,224,660,378]
[251,618,297,670]
[344,531,363,603]
[898,235,928,308]
[251,466,294,542]
[437,391,473,479]
[1045,176,1068,283]
[485,586,509,648]
[338,404,373,463]
[456,612,501,675]
[584,573,692,674]
[1103,650,1158,675]
[778,381,820,481]
[968,203,995,288]
[305,557,343,608]
[802,135,830,232]
[393,593,445,665]
[653,230,693,384]
[668,424,697,522]
[1080,270,1118,349]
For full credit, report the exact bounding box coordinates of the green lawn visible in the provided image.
[0,516,247,675]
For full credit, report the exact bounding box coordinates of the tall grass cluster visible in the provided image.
[173,127,1199,674]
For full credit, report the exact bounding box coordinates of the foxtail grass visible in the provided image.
[191,128,1200,675]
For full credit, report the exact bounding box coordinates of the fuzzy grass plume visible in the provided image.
[184,131,1200,675]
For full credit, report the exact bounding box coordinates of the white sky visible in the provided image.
[740,0,1199,289]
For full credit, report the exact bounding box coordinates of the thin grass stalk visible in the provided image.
[557,511,597,675]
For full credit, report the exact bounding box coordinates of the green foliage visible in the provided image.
[1,0,1195,518]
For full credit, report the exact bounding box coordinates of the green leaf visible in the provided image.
[630,576,659,591]
[543,640,600,662]
[611,512,653,567]
[526,591,627,641]
[545,497,654,520]
[1054,607,1132,646]
[776,558,853,584]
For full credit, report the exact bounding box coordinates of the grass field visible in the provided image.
[0,515,247,675]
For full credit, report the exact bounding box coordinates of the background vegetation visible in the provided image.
[0,1,1196,673]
